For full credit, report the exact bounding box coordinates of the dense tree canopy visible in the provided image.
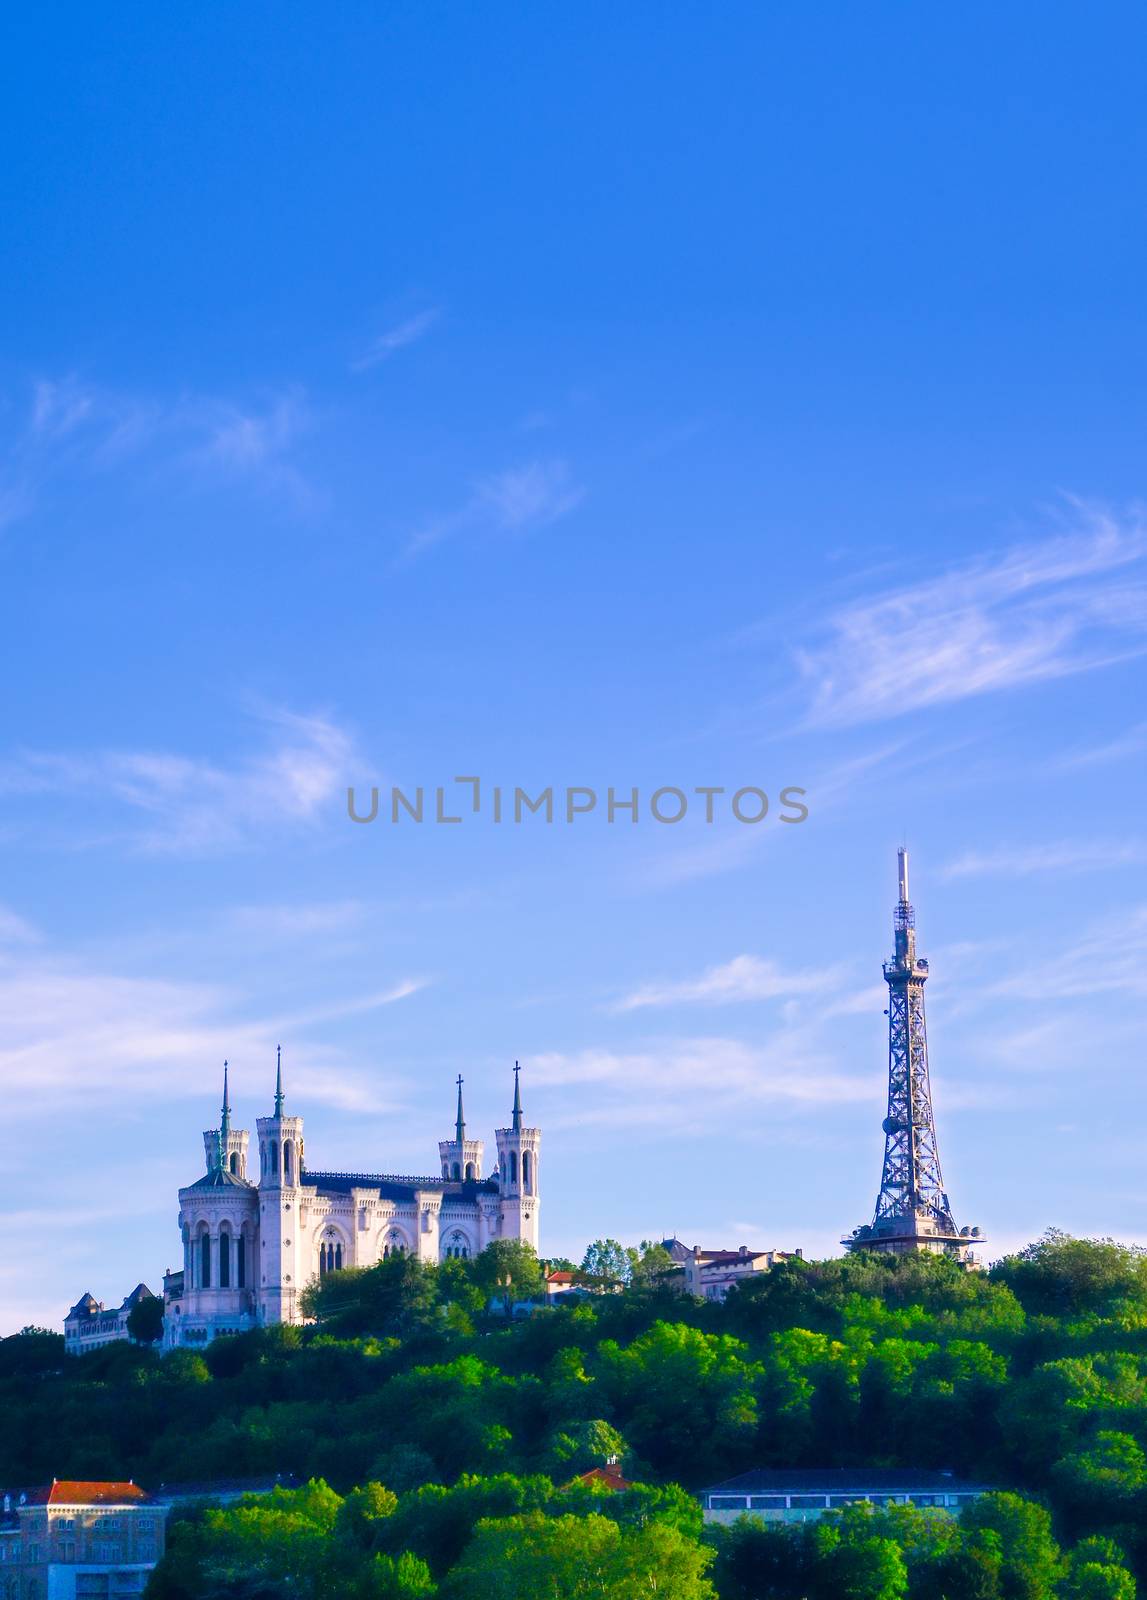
[4,1232,1147,1597]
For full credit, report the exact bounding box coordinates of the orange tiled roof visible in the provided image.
[573,1462,634,1492]
[26,1482,151,1507]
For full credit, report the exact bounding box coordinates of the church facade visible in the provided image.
[163,1054,540,1349]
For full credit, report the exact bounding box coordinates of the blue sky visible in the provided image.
[2,5,1146,1331]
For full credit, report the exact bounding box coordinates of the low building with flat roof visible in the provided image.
[699,1469,989,1524]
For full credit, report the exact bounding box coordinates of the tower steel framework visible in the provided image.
[844,849,982,1262]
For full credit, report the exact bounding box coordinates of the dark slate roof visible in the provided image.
[66,1293,101,1319]
[186,1167,254,1191]
[702,1469,989,1495]
[303,1170,498,1201]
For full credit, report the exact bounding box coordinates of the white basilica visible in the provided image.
[162,1052,541,1348]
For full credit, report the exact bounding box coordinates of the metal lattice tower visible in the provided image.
[844,849,982,1262]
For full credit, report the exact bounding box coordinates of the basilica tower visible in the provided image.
[202,1062,249,1180]
[256,1048,306,1324]
[495,1062,540,1250]
[438,1075,485,1181]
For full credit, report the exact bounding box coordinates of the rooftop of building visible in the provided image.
[302,1169,500,1201]
[18,1481,153,1508]
[186,1166,253,1191]
[570,1461,635,1492]
[701,1468,990,1496]
[66,1285,154,1321]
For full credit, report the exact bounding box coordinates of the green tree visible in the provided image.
[992,1231,1147,1318]
[440,1510,715,1600]
[300,1254,440,1340]
[471,1240,545,1311]
[581,1239,632,1287]
[630,1241,676,1291]
[961,1494,1062,1600]
[819,1534,908,1600]
[127,1293,165,1345]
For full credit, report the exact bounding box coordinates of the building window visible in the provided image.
[237,1233,247,1289]
[708,1496,748,1511]
[749,1496,788,1510]
[452,1162,461,1180]
[219,1232,231,1289]
[200,1230,212,1288]
[464,1162,474,1180]
[522,1151,532,1192]
[509,1150,518,1185]
[284,1141,293,1184]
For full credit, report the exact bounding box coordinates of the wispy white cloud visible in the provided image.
[0,950,423,1118]
[1051,721,1147,771]
[614,954,836,1012]
[942,840,1147,880]
[201,390,308,471]
[0,705,355,853]
[352,308,440,371]
[990,905,1147,1002]
[0,905,39,944]
[227,900,368,938]
[530,1036,874,1134]
[405,458,584,558]
[475,461,584,531]
[795,506,1147,728]
[1,374,316,527]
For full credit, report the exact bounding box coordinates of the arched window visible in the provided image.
[522,1151,532,1193]
[284,1141,293,1185]
[509,1150,518,1185]
[465,1162,475,1181]
[229,1151,238,1175]
[270,1140,279,1175]
[442,1163,449,1179]
[335,1243,343,1270]
[452,1162,461,1180]
[444,1230,470,1260]
[237,1232,247,1289]
[219,1232,231,1289]
[383,1230,406,1260]
[199,1230,211,1289]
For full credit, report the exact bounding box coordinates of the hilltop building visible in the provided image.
[661,1239,803,1302]
[63,1285,154,1356]
[0,1480,165,1598]
[699,1469,989,1525]
[162,1056,540,1348]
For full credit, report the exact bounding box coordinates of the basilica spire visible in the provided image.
[274,1045,284,1118]
[221,1061,231,1140]
[455,1075,466,1144]
[511,1060,523,1132]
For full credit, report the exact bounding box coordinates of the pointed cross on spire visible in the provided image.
[511,1059,523,1132]
[214,1060,231,1172]
[455,1074,466,1144]
[274,1044,284,1117]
